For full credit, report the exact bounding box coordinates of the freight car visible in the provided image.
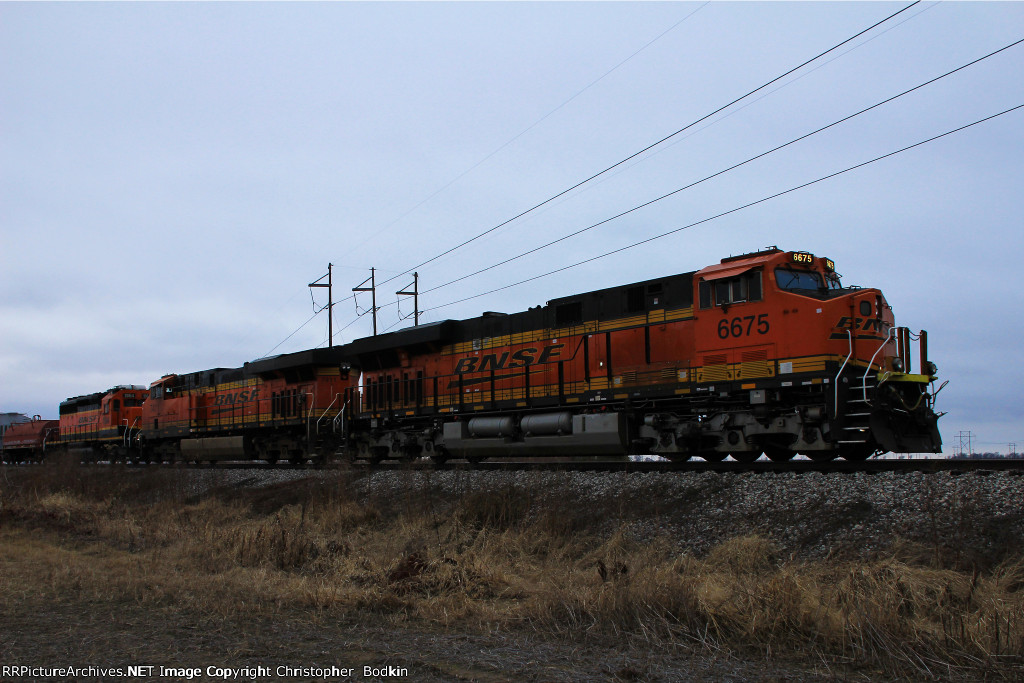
[137,347,357,464]
[0,416,59,463]
[339,247,942,463]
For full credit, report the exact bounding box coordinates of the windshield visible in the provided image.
[775,269,824,291]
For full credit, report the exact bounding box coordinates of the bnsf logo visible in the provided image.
[454,344,564,374]
[212,389,260,406]
[836,317,887,333]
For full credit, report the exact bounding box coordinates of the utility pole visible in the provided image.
[396,272,420,327]
[353,267,378,336]
[956,430,974,458]
[308,263,334,347]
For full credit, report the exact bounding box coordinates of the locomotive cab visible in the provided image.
[692,248,941,460]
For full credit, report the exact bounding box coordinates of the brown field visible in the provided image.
[1,464,1022,682]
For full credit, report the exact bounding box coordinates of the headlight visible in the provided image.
[891,357,905,372]
[924,361,938,377]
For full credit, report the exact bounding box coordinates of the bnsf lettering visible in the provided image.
[213,389,260,406]
[455,344,564,374]
[836,317,885,333]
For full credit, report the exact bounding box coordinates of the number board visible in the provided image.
[823,258,835,271]
[791,252,814,265]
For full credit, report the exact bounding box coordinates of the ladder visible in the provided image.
[836,377,875,445]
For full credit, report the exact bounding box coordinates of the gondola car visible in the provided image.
[0,416,59,463]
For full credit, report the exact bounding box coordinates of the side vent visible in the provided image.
[739,349,770,379]
[702,354,729,382]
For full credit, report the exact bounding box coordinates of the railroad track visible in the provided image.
[5,457,1021,474]
[352,457,1024,475]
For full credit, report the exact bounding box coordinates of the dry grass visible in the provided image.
[1,466,1022,679]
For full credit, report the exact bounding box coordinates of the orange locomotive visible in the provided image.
[0,416,60,463]
[341,247,942,462]
[58,386,148,462]
[138,347,357,464]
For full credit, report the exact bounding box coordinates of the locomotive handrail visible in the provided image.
[834,329,853,418]
[317,393,340,434]
[304,392,315,459]
[862,327,897,405]
[333,395,349,430]
[122,417,139,448]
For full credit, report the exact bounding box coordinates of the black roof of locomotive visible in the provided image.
[341,270,697,364]
[244,345,354,377]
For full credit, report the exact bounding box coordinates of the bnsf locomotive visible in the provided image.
[341,247,941,463]
[7,248,942,465]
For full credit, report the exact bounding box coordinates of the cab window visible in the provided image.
[775,269,824,291]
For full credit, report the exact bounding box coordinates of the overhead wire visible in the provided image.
[376,1,923,289]
[275,3,923,352]
[401,35,1024,300]
[419,101,1024,314]
[341,3,710,260]
[541,2,942,204]
[266,1,940,352]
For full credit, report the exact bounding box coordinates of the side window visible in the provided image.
[701,271,762,308]
[699,280,712,309]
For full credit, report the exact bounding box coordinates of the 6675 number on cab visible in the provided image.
[718,314,770,339]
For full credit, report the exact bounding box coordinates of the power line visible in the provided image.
[342,4,710,260]
[377,1,923,289]
[410,36,1024,300]
[556,2,942,199]
[259,310,321,359]
[420,101,1024,314]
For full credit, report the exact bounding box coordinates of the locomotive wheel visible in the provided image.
[807,452,838,462]
[764,447,795,462]
[841,446,873,461]
[430,446,450,466]
[730,451,762,464]
[700,452,727,462]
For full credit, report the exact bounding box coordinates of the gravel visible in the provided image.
[182,464,1024,564]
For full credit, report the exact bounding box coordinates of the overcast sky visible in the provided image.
[2,2,1022,454]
